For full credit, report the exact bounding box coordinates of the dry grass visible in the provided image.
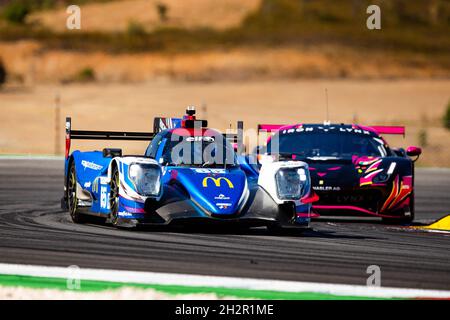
[0,1,447,166]
[1,41,448,84]
[27,0,260,32]
[0,79,449,166]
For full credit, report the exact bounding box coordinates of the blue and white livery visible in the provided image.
[62,108,314,230]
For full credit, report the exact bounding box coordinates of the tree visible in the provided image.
[2,1,30,24]
[156,2,168,23]
[428,0,440,25]
[444,101,450,130]
[127,20,146,37]
[0,58,6,88]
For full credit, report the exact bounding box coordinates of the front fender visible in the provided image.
[71,150,110,190]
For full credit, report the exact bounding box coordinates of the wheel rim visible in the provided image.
[109,170,120,224]
[68,166,77,218]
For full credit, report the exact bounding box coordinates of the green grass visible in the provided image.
[0,274,392,300]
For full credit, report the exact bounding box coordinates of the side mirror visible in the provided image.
[103,148,122,158]
[406,146,422,157]
[392,148,406,157]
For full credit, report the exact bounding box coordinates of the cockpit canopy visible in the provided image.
[146,129,237,168]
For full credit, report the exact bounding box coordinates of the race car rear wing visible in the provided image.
[256,124,284,147]
[66,117,245,158]
[257,124,406,138]
[153,117,183,132]
[257,124,284,132]
[65,117,154,159]
[366,126,405,136]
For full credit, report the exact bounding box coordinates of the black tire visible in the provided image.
[410,191,415,217]
[109,165,120,228]
[382,214,413,225]
[67,162,85,223]
[405,191,416,224]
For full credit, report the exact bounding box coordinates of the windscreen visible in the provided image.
[162,134,237,167]
[268,132,388,158]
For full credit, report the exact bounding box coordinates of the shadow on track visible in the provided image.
[313,217,422,227]
[80,215,376,240]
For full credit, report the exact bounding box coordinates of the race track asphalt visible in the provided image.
[0,159,449,290]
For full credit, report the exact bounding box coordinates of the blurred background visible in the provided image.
[0,0,449,166]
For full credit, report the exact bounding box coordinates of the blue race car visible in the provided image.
[61,107,314,230]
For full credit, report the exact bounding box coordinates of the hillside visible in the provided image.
[27,0,261,32]
[0,0,449,81]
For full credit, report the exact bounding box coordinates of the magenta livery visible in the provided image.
[259,123,422,223]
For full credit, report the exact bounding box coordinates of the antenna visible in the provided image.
[225,122,233,170]
[324,88,330,125]
[201,100,207,120]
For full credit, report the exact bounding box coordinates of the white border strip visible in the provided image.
[420,229,450,234]
[0,263,449,299]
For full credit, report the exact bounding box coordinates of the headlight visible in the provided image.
[129,163,161,196]
[373,172,389,183]
[373,162,396,183]
[275,168,307,200]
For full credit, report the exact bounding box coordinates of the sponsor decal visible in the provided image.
[282,127,314,134]
[83,181,91,188]
[336,194,365,203]
[202,177,234,189]
[185,136,215,142]
[81,160,103,171]
[194,168,226,174]
[313,186,342,191]
[216,203,232,209]
[339,128,371,135]
[118,211,133,217]
[100,186,109,209]
[214,194,231,200]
